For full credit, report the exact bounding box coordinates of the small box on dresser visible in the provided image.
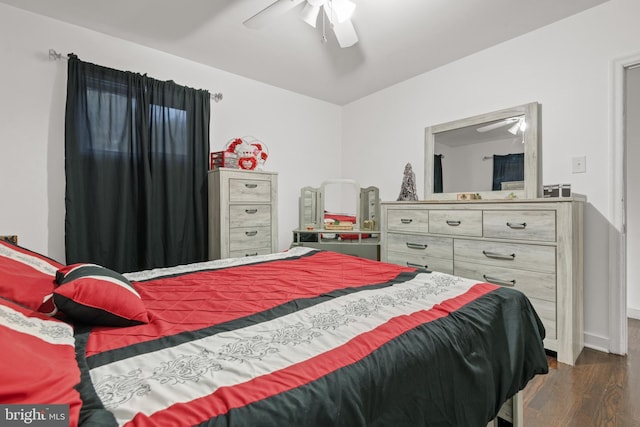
[208,168,278,260]
[381,197,584,366]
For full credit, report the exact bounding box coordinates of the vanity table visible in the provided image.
[380,102,584,366]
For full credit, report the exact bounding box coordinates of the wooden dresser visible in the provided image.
[381,198,584,365]
[208,168,278,260]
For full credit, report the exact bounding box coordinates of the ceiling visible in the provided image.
[1,0,610,105]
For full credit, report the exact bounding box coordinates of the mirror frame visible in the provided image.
[424,102,540,200]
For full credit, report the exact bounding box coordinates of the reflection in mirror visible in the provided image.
[425,102,539,200]
[322,179,360,227]
[434,115,525,193]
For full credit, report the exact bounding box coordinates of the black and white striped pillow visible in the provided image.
[54,264,149,327]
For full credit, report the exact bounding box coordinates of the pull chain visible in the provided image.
[321,3,327,43]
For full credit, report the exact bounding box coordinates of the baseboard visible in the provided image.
[628,307,640,320]
[583,332,610,354]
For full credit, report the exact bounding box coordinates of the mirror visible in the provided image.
[299,186,322,229]
[321,179,360,228]
[360,186,380,230]
[424,102,540,200]
[298,180,381,231]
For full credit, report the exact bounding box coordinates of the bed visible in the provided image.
[0,240,548,427]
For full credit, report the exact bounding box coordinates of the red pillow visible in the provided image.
[54,263,149,327]
[0,298,82,426]
[0,240,63,310]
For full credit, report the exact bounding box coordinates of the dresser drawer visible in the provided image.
[429,210,482,237]
[386,233,452,259]
[229,178,272,203]
[454,262,557,339]
[483,210,556,242]
[529,298,557,340]
[386,209,429,232]
[386,250,453,274]
[229,204,272,228]
[229,247,273,258]
[454,239,556,274]
[454,261,556,302]
[229,226,272,251]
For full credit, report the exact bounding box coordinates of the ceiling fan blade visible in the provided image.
[476,117,519,133]
[300,3,321,28]
[243,0,305,29]
[324,10,358,48]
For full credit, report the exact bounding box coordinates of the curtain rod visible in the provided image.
[48,49,223,103]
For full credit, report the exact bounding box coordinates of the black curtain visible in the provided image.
[491,153,524,191]
[434,154,443,193]
[65,56,210,273]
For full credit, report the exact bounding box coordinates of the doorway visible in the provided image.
[626,65,640,322]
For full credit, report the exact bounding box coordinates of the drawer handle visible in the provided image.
[400,218,413,224]
[406,242,428,250]
[483,274,516,287]
[245,230,258,237]
[245,183,258,189]
[407,262,429,270]
[245,209,258,214]
[506,222,527,229]
[482,250,516,260]
[446,220,461,226]
[245,252,258,257]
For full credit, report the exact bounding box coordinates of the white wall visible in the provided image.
[627,66,640,319]
[0,4,342,262]
[342,0,640,351]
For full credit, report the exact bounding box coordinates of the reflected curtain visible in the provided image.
[491,153,524,191]
[65,56,210,273]
[434,154,443,193]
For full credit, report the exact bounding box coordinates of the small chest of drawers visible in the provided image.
[381,198,584,365]
[208,168,278,260]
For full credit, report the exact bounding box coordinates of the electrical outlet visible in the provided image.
[572,156,586,174]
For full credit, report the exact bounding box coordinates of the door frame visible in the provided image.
[609,52,640,355]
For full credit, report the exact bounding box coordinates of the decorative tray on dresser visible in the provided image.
[208,168,278,260]
[381,197,584,366]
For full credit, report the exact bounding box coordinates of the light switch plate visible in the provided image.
[572,156,586,174]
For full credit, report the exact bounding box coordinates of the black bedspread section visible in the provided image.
[195,286,548,427]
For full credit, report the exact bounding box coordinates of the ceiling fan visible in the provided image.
[243,0,359,48]
[476,116,526,134]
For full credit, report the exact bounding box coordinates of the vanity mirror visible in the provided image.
[424,102,540,200]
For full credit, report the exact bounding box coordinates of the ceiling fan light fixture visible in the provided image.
[330,0,356,23]
[508,118,527,135]
[300,3,321,27]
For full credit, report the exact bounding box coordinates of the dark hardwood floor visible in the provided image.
[523,319,640,426]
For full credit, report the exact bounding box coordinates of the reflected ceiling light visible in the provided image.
[476,117,519,133]
[508,118,527,135]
